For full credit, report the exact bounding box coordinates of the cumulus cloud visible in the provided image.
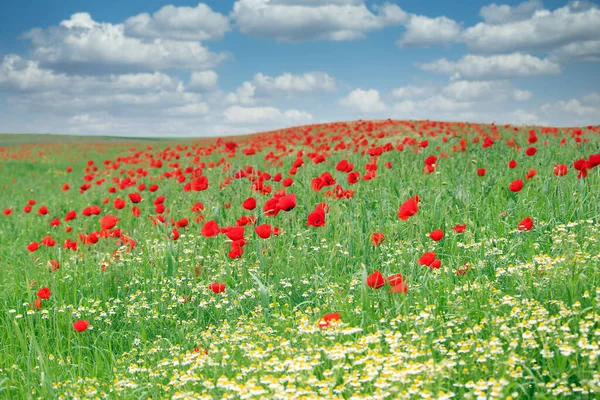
[223,105,312,124]
[0,55,183,94]
[223,71,336,105]
[253,72,336,93]
[541,92,600,126]
[340,89,386,113]
[420,53,561,80]
[479,0,543,25]
[188,70,219,92]
[231,0,407,41]
[392,85,435,99]
[225,82,257,105]
[463,2,600,54]
[550,39,600,62]
[23,12,228,73]
[124,3,230,41]
[443,80,532,102]
[397,15,461,47]
[165,103,210,116]
[394,95,472,115]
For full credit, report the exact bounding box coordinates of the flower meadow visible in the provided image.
[0,119,599,399]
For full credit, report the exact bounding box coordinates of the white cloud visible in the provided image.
[512,89,532,102]
[124,3,230,41]
[0,54,183,94]
[420,53,560,80]
[165,103,210,116]
[394,95,471,116]
[550,39,600,62]
[392,85,434,99]
[253,72,336,93]
[443,80,531,102]
[231,0,407,41]
[223,105,312,124]
[24,12,228,72]
[223,71,336,105]
[0,54,69,92]
[340,89,386,113]
[479,0,543,25]
[541,93,599,119]
[188,70,219,92]
[398,15,461,47]
[463,2,600,54]
[509,109,541,125]
[225,82,257,105]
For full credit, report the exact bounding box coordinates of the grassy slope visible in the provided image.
[0,120,599,399]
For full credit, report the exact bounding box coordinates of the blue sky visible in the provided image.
[0,0,599,136]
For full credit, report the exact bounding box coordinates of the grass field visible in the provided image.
[0,120,599,399]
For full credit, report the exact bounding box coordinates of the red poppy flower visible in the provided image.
[517,217,533,231]
[306,206,326,227]
[318,312,341,328]
[50,217,61,227]
[65,210,77,221]
[225,227,245,241]
[63,239,78,251]
[525,147,537,156]
[113,198,126,210]
[191,202,204,212]
[171,229,180,240]
[49,260,60,272]
[347,171,360,185]
[429,229,444,241]
[397,196,419,220]
[554,164,568,176]
[38,206,49,215]
[509,179,523,192]
[282,177,294,187]
[242,197,256,210]
[73,320,89,332]
[228,241,244,258]
[390,282,408,294]
[3,208,11,215]
[36,287,51,299]
[132,206,141,217]
[525,169,537,180]
[100,215,119,230]
[277,194,296,212]
[387,274,403,286]
[255,224,272,239]
[41,236,56,247]
[202,220,220,237]
[508,160,517,169]
[430,259,442,269]
[209,282,226,293]
[27,242,39,252]
[424,155,437,166]
[418,252,436,267]
[370,232,385,246]
[366,270,386,289]
[477,168,486,176]
[128,193,142,203]
[452,224,466,233]
[32,298,42,309]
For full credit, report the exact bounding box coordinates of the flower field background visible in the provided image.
[0,119,599,399]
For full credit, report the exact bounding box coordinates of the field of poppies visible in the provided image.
[0,119,599,399]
